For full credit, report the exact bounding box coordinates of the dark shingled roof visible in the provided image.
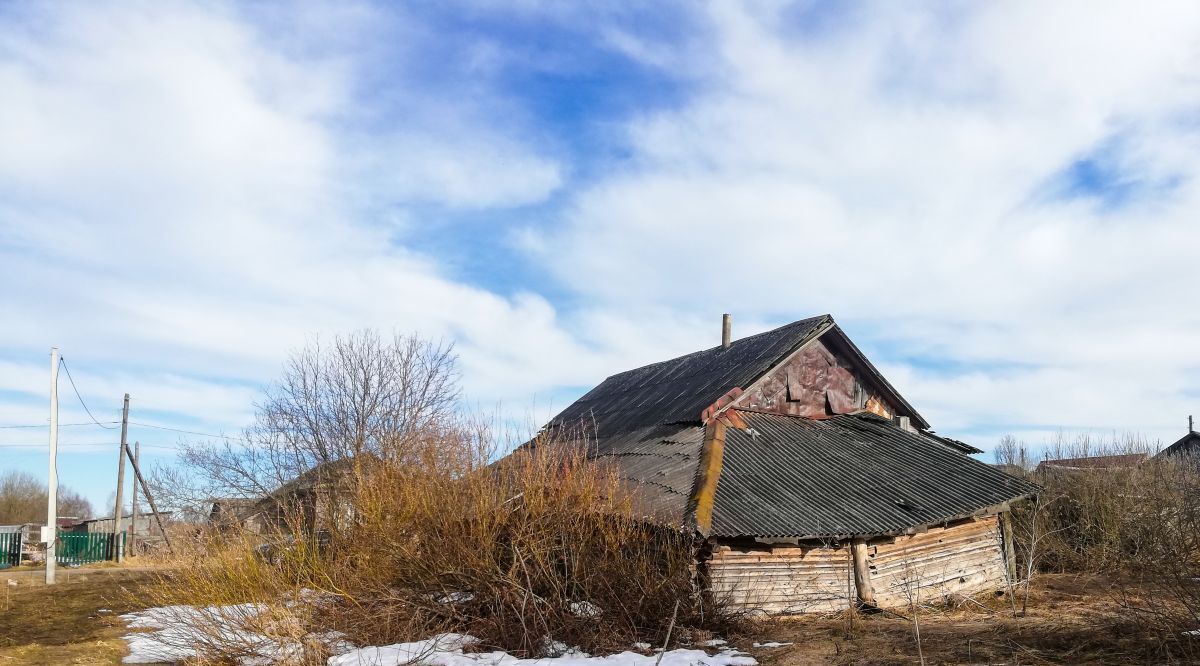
[709,411,1038,539]
[549,316,829,436]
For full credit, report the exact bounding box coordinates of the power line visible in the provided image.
[0,422,120,429]
[57,358,117,429]
[127,421,247,442]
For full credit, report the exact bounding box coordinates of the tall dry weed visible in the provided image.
[138,425,733,662]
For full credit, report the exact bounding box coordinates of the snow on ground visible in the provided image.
[123,603,758,666]
[121,603,352,665]
[330,634,757,666]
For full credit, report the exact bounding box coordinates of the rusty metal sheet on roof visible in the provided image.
[710,411,1038,539]
[549,316,829,437]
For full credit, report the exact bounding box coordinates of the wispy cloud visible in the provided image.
[4,1,1200,505]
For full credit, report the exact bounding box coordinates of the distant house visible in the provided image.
[75,511,171,538]
[1036,453,1149,473]
[537,314,1037,614]
[209,458,355,535]
[1158,425,1200,459]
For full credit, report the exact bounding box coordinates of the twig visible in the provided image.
[655,599,680,666]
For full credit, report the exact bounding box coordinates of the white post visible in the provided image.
[47,347,59,585]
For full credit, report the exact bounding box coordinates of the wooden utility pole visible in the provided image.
[130,442,140,557]
[46,347,59,585]
[112,393,130,562]
[123,445,173,554]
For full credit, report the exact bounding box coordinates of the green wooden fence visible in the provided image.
[57,532,123,566]
[0,532,21,568]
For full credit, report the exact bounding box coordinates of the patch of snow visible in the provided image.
[437,591,476,604]
[121,603,353,665]
[1183,629,1200,637]
[330,634,757,666]
[569,601,602,618]
[698,639,727,647]
[98,608,112,614]
[751,642,791,649]
[631,642,652,651]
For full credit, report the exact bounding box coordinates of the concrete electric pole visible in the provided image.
[46,347,59,585]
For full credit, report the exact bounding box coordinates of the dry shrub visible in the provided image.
[1005,434,1200,659]
[139,425,732,662]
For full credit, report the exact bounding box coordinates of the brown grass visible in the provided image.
[0,569,158,665]
[744,574,1198,665]
[136,428,738,663]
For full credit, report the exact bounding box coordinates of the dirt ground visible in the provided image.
[738,573,1198,665]
[0,567,159,665]
[0,571,1193,665]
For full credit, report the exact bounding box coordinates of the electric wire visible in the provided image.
[127,421,247,442]
[57,358,117,429]
[0,422,120,429]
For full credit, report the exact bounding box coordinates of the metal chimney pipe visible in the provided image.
[722,314,732,349]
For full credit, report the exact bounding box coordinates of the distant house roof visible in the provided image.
[1037,453,1148,471]
[1158,430,1200,459]
[548,315,929,437]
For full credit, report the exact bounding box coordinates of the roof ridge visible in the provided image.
[604,315,830,380]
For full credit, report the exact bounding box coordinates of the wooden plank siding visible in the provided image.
[707,517,1009,614]
[866,517,1008,608]
[708,541,855,614]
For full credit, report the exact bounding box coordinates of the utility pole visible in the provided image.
[46,347,59,585]
[130,442,140,557]
[112,393,129,562]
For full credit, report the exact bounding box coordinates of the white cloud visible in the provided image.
[0,1,587,414]
[532,0,1200,443]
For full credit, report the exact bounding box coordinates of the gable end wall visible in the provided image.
[733,337,899,420]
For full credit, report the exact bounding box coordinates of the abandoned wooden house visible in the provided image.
[542,314,1038,614]
[209,458,355,534]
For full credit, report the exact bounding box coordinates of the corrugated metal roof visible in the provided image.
[549,316,830,436]
[709,411,1038,539]
[587,424,705,527]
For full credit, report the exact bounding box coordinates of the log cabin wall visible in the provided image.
[708,541,856,614]
[865,517,1007,608]
[734,337,897,421]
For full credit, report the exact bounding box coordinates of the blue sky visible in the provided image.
[3,1,1200,512]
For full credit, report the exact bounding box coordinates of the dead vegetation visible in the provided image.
[138,432,735,663]
[746,573,1186,665]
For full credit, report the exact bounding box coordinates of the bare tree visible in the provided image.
[994,434,1029,472]
[0,470,93,523]
[155,330,459,517]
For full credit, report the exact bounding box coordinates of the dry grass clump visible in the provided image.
[1002,434,1200,660]
[138,427,733,663]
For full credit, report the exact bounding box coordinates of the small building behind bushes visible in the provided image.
[209,459,355,534]
[543,314,1038,614]
[1036,453,1148,473]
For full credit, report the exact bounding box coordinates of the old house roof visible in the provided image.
[545,315,1035,540]
[550,315,928,436]
[711,412,1035,539]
